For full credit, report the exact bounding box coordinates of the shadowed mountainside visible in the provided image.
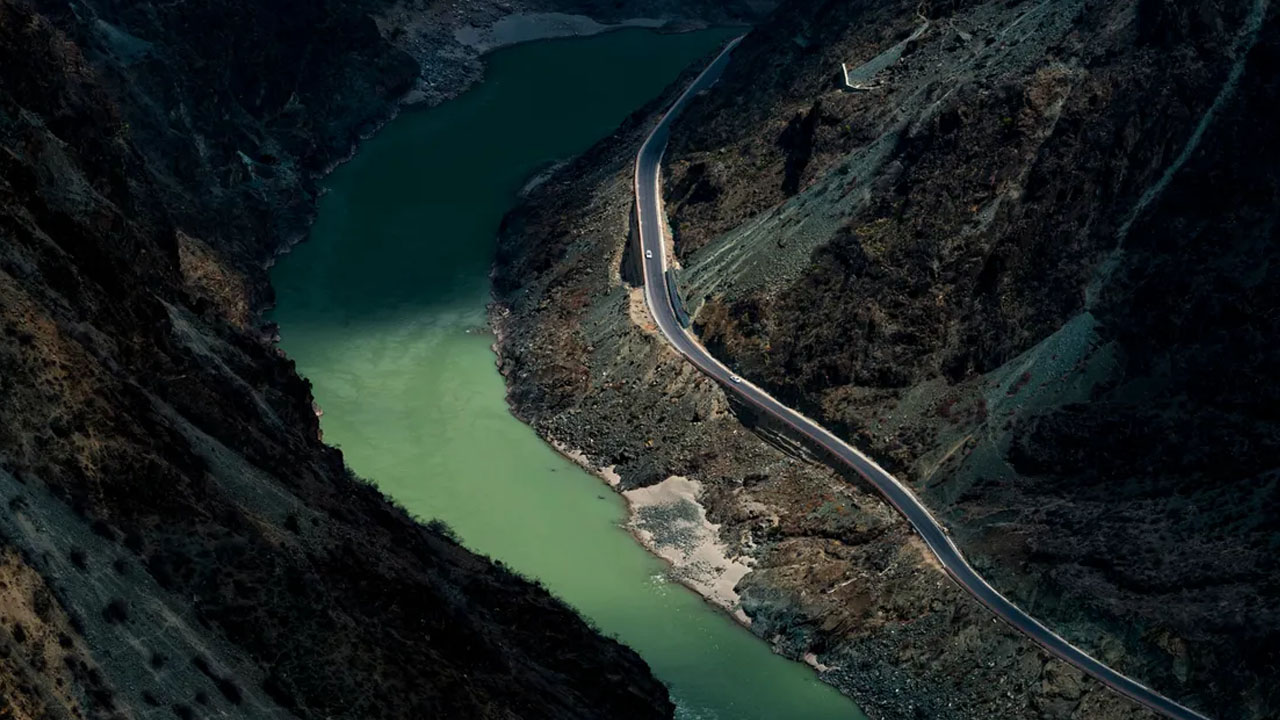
[492,0,1279,717]
[0,0,757,717]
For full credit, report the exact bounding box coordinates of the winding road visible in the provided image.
[633,36,1210,720]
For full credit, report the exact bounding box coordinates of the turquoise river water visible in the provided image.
[270,28,864,720]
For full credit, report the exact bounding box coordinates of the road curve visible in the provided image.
[633,36,1210,720]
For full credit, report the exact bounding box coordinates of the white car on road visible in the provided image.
[730,375,741,384]
[645,250,653,258]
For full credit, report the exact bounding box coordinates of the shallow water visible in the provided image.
[270,28,863,720]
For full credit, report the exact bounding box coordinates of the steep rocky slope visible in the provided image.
[669,0,1278,714]
[493,31,1149,720]
[0,0,759,717]
[494,0,1279,717]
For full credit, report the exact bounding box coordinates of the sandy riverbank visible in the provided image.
[549,440,752,623]
[455,13,675,54]
[624,476,753,623]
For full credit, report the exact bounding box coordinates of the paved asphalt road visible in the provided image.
[633,36,1211,720]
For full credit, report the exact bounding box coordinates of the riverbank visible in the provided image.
[540,429,754,623]
[375,1,764,107]
[496,304,757,627]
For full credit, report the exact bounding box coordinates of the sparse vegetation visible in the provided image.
[425,518,459,542]
[101,599,128,625]
[68,547,88,571]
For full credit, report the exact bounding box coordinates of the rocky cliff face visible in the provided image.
[494,0,1279,718]
[0,0,767,717]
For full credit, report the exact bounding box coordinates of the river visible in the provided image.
[270,27,863,720]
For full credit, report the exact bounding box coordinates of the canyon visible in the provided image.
[2,0,1276,718]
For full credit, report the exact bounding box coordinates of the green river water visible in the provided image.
[270,28,863,720]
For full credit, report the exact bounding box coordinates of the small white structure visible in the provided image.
[840,63,879,91]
